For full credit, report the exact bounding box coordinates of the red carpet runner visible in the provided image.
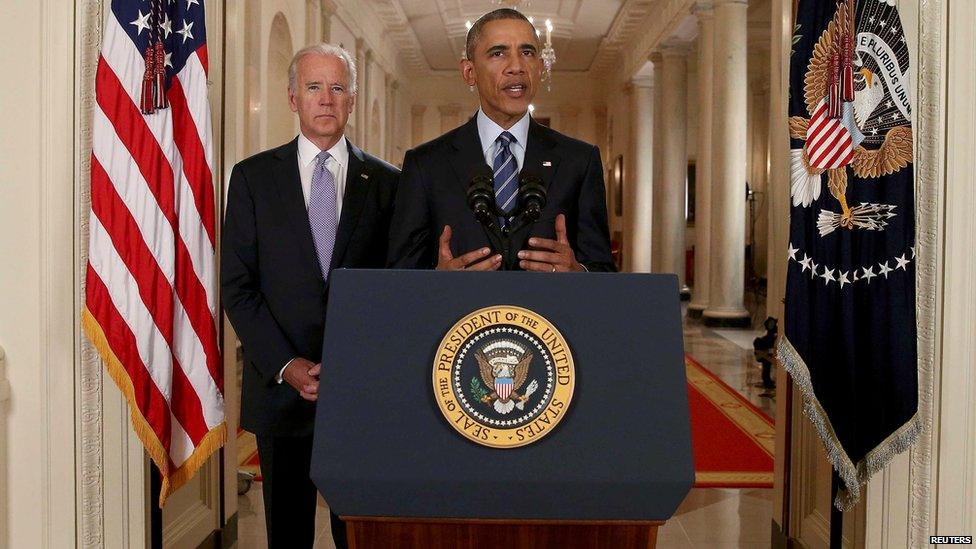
[238,428,261,481]
[238,357,776,488]
[686,354,775,488]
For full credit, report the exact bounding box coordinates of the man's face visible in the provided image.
[289,54,355,147]
[462,18,542,128]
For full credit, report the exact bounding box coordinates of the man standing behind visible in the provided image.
[222,44,398,548]
[388,8,614,272]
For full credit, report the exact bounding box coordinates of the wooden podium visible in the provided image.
[311,270,693,549]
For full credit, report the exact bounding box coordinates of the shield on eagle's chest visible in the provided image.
[495,377,514,401]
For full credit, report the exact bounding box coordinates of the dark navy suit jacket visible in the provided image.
[387,115,615,272]
[221,138,399,436]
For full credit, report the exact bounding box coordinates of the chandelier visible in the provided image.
[527,17,556,89]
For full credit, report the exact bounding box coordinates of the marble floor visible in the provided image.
[237,486,339,549]
[234,307,778,548]
[656,307,776,548]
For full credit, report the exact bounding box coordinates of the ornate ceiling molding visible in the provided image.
[359,0,429,75]
[360,0,767,81]
[590,0,659,75]
[369,0,661,77]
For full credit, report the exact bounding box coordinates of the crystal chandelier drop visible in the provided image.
[539,18,556,90]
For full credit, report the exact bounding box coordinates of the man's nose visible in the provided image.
[505,54,526,74]
[319,90,334,105]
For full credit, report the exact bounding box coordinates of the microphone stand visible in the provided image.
[469,173,546,270]
[476,211,543,271]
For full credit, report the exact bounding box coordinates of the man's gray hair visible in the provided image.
[288,43,358,94]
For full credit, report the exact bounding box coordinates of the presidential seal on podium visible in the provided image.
[433,306,575,448]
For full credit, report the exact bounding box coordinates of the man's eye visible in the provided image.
[522,50,536,57]
[490,51,504,57]
[308,85,319,91]
[331,86,345,94]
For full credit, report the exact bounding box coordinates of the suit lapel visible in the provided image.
[448,115,489,193]
[511,119,561,253]
[329,141,370,270]
[522,118,560,191]
[273,138,322,279]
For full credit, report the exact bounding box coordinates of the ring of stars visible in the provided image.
[452,326,555,428]
[787,243,915,288]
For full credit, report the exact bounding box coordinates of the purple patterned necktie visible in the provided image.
[308,151,338,280]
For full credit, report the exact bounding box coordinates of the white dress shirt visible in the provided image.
[278,133,349,383]
[476,108,531,170]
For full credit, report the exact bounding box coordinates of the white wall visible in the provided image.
[0,1,77,546]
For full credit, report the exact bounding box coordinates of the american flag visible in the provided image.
[82,0,224,506]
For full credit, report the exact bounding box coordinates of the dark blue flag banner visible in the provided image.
[779,0,919,510]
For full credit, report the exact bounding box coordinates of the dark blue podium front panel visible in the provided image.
[310,270,692,520]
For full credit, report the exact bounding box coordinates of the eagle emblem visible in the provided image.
[789,0,913,236]
[474,340,538,415]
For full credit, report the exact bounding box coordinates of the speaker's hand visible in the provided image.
[435,225,502,271]
[518,214,585,272]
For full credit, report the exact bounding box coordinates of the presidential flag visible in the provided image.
[82,0,224,506]
[779,0,918,510]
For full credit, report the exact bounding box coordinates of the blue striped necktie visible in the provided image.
[308,151,338,280]
[493,131,518,223]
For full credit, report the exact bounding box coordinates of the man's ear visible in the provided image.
[288,87,298,113]
[348,92,356,113]
[460,59,476,86]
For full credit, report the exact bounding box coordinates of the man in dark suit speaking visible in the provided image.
[221,44,397,548]
[387,8,614,272]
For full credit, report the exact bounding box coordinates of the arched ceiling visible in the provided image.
[365,0,661,75]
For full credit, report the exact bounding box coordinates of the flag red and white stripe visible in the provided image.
[83,0,224,506]
[805,100,856,170]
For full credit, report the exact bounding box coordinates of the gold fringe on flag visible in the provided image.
[82,307,227,507]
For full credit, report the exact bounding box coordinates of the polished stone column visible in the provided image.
[305,0,320,44]
[410,104,426,148]
[354,39,367,144]
[386,78,399,161]
[438,104,461,134]
[703,0,751,327]
[320,0,335,42]
[750,71,771,280]
[659,45,690,294]
[628,77,654,273]
[558,104,581,138]
[688,3,715,317]
[650,52,664,271]
[362,48,373,146]
[593,105,608,157]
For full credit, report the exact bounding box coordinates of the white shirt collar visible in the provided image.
[476,109,531,156]
[297,133,348,169]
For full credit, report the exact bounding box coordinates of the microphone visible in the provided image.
[466,166,497,228]
[517,172,547,223]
